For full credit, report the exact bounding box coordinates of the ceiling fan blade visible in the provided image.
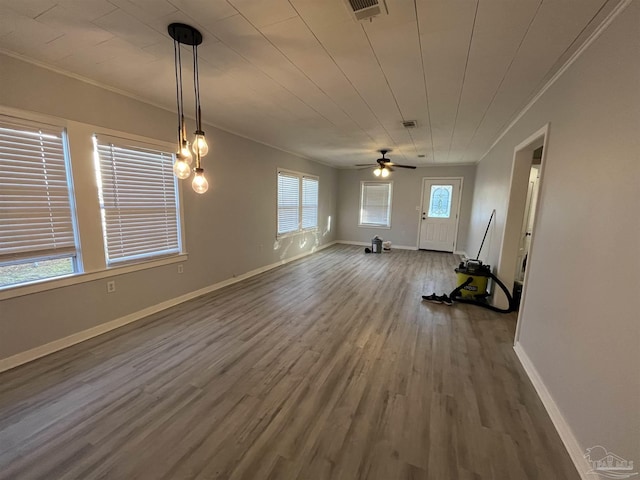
[387,166,395,172]
[355,163,377,167]
[394,164,417,169]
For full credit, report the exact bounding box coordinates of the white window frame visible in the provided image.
[93,134,183,266]
[0,106,187,300]
[277,168,319,238]
[359,181,393,229]
[0,114,82,289]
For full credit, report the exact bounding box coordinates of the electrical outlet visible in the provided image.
[106,280,116,293]
[177,264,184,274]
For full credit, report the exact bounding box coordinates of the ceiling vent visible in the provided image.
[402,120,417,128]
[344,0,388,21]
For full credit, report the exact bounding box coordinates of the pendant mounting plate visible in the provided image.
[168,23,203,46]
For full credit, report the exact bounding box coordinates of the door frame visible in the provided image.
[494,124,549,344]
[416,176,464,252]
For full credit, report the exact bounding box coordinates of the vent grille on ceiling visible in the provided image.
[345,0,388,21]
[402,120,417,128]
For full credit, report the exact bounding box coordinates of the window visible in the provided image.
[277,169,318,236]
[302,176,319,229]
[94,135,181,265]
[428,185,453,218]
[0,109,187,296]
[359,181,392,228]
[0,116,79,288]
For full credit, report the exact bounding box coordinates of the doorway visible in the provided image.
[418,177,463,252]
[513,153,542,309]
[515,155,542,282]
[495,125,548,340]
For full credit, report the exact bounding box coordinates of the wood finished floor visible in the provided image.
[0,245,579,480]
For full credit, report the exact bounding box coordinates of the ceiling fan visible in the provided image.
[356,149,416,177]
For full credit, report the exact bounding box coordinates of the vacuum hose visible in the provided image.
[449,272,515,314]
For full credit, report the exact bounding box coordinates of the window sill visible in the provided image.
[276,228,318,240]
[358,224,391,229]
[0,253,188,301]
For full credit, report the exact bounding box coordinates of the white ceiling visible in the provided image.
[0,0,618,167]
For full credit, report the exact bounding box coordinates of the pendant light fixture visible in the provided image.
[168,23,209,193]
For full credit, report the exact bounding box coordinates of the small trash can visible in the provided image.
[371,236,383,254]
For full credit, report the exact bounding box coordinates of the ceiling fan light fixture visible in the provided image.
[380,167,390,178]
[373,167,382,176]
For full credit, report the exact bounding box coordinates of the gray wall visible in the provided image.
[336,165,476,252]
[0,54,338,361]
[466,3,639,463]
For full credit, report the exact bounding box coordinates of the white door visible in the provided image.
[419,178,462,252]
[515,166,540,282]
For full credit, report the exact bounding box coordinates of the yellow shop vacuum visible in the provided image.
[448,210,515,313]
[455,260,490,299]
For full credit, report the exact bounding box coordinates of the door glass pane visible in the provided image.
[428,185,453,218]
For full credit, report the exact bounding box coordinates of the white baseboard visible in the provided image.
[389,244,418,251]
[336,240,418,250]
[0,241,338,373]
[513,342,589,480]
[454,250,467,258]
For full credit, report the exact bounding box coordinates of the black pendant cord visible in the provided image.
[173,38,182,148]
[193,43,202,133]
[178,41,186,143]
[193,43,202,169]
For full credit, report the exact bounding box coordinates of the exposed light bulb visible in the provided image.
[381,167,390,178]
[180,141,193,164]
[192,168,209,194]
[373,168,382,177]
[173,158,191,179]
[192,131,209,157]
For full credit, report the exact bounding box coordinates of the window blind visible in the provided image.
[302,176,318,230]
[0,116,77,264]
[94,136,180,264]
[277,171,300,235]
[360,182,392,227]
